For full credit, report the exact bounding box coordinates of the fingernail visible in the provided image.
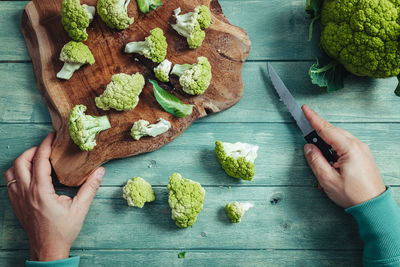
[96,167,105,179]
[304,144,313,155]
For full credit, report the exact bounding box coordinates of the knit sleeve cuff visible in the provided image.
[26,256,80,267]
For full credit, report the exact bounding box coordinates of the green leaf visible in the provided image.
[396,76,400,97]
[150,80,194,118]
[306,0,324,41]
[178,252,186,258]
[309,58,347,92]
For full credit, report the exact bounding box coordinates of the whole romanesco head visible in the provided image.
[171,5,211,49]
[95,73,145,111]
[124,27,168,63]
[167,173,205,228]
[68,105,111,151]
[320,0,400,78]
[154,59,172,82]
[122,177,155,208]
[57,41,95,80]
[61,0,96,41]
[225,202,253,223]
[170,56,212,95]
[215,141,259,181]
[97,0,134,30]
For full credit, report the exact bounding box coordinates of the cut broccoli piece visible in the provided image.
[95,73,145,111]
[225,202,253,223]
[215,141,259,181]
[61,0,96,41]
[68,105,111,151]
[170,56,212,95]
[131,118,171,141]
[57,41,95,80]
[136,0,162,13]
[154,59,172,82]
[122,177,155,208]
[125,27,167,63]
[167,173,205,228]
[171,5,211,49]
[97,0,134,30]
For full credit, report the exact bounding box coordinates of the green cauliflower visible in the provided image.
[57,41,95,80]
[95,73,145,111]
[97,0,134,30]
[320,0,400,78]
[131,118,171,140]
[170,56,212,95]
[171,5,211,49]
[154,59,172,82]
[225,202,253,223]
[215,141,259,181]
[167,173,205,228]
[136,0,162,13]
[124,27,167,63]
[61,0,96,41]
[68,105,111,151]
[122,177,155,208]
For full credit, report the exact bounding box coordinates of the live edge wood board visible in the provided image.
[21,0,251,186]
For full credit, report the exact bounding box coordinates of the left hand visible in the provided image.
[4,132,105,261]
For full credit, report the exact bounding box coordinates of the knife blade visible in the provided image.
[267,63,338,164]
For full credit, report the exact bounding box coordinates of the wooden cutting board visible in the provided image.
[21,0,251,186]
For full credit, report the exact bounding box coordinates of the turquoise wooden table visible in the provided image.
[1,0,400,266]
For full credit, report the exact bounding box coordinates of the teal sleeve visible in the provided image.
[345,187,400,267]
[26,256,80,267]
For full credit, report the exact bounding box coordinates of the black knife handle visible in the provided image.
[304,131,338,165]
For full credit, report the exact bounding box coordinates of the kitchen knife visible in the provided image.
[267,63,338,165]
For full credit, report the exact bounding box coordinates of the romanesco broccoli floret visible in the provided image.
[167,173,205,228]
[95,73,145,111]
[61,0,96,41]
[170,56,212,95]
[122,177,155,208]
[57,41,95,80]
[215,141,259,181]
[68,105,111,151]
[225,202,253,223]
[154,59,172,82]
[125,27,167,63]
[131,118,171,140]
[136,0,162,13]
[97,0,134,30]
[171,5,211,49]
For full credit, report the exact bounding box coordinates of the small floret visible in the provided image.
[167,173,205,228]
[95,73,145,111]
[97,0,134,30]
[154,59,172,82]
[61,0,96,41]
[131,118,171,140]
[68,105,111,151]
[136,0,162,13]
[171,56,212,95]
[225,202,253,223]
[122,177,155,208]
[57,41,95,80]
[171,5,211,49]
[125,27,167,63]
[215,141,259,181]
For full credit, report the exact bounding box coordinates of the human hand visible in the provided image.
[302,105,386,209]
[4,132,105,261]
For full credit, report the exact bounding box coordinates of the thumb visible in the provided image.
[73,167,105,214]
[304,144,338,185]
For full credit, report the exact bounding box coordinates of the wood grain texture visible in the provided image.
[21,0,251,186]
[0,250,363,267]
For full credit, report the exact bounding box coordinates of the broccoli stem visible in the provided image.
[171,64,193,77]
[124,41,148,54]
[86,115,112,133]
[56,62,83,80]
[82,4,96,24]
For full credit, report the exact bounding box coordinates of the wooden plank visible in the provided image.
[0,123,399,186]
[4,186,397,250]
[0,249,363,267]
[0,0,320,61]
[1,62,399,124]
